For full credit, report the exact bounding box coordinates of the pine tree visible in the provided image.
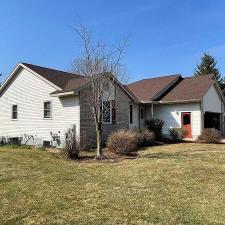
[194,53,225,93]
[222,77,225,95]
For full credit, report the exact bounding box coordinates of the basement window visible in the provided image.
[12,105,18,120]
[44,101,52,119]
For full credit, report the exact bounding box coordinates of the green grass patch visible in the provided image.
[0,143,225,224]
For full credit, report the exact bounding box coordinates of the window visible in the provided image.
[140,108,144,119]
[44,101,51,119]
[130,105,133,124]
[102,101,111,123]
[12,105,18,120]
[183,114,190,125]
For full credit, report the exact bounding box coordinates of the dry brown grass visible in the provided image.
[1,143,225,224]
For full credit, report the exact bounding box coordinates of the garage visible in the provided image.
[204,112,221,130]
[202,83,225,136]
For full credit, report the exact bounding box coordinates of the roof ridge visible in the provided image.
[183,74,214,80]
[21,62,83,77]
[127,74,181,85]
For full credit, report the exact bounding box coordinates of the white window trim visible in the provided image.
[43,100,52,120]
[11,104,18,121]
[102,100,112,124]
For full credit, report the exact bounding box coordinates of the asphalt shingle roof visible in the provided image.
[22,63,84,89]
[126,75,181,102]
[22,63,215,102]
[160,74,214,102]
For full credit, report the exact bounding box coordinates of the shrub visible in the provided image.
[169,128,187,141]
[137,129,155,147]
[107,130,138,155]
[63,128,80,159]
[145,119,164,140]
[198,129,222,144]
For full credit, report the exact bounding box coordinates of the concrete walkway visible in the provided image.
[184,138,225,144]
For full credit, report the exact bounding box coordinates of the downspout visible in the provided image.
[138,105,141,129]
[224,103,225,136]
[200,99,204,135]
[221,101,224,135]
[151,103,154,119]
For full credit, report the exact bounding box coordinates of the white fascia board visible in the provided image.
[0,63,62,95]
[21,63,62,90]
[50,91,77,97]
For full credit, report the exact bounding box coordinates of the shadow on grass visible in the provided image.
[139,148,223,160]
[78,147,216,162]
[140,152,190,160]
[69,145,224,162]
[45,144,225,163]
[67,151,139,163]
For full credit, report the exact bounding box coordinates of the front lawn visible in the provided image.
[1,143,225,225]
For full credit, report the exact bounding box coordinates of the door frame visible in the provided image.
[181,112,192,138]
[139,106,145,128]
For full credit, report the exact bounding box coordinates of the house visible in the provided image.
[127,74,225,139]
[0,63,224,147]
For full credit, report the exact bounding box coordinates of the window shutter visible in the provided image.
[112,100,116,124]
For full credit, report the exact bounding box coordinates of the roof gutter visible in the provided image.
[140,100,159,104]
[50,91,78,97]
[158,99,201,104]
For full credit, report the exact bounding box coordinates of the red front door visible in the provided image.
[181,112,192,138]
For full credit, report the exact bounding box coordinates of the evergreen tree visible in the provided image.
[194,53,225,94]
[222,77,225,95]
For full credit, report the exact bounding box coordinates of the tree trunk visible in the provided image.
[96,125,103,159]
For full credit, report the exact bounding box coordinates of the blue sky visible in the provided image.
[1,0,225,83]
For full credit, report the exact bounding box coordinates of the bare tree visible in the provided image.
[71,21,128,159]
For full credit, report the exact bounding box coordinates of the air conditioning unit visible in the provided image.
[8,137,22,145]
[43,141,52,148]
